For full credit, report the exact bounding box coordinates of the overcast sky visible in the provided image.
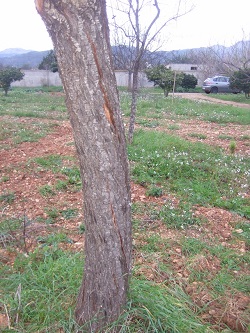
[0,0,249,52]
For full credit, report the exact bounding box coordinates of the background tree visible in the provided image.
[35,0,132,332]
[230,69,250,98]
[108,0,192,142]
[0,67,24,95]
[190,38,250,84]
[181,73,197,90]
[145,65,183,97]
[38,50,58,72]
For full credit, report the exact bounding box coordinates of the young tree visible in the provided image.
[108,0,192,142]
[181,73,198,90]
[145,65,183,97]
[35,1,132,332]
[230,69,250,98]
[0,67,24,95]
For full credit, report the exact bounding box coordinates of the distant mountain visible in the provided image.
[0,40,249,69]
[0,49,50,68]
[0,48,33,57]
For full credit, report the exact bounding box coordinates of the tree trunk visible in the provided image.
[127,70,132,92]
[128,62,140,143]
[35,1,132,332]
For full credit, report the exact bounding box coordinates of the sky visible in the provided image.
[0,0,249,52]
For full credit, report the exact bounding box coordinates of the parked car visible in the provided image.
[202,75,241,94]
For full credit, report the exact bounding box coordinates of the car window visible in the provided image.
[219,77,227,82]
[213,77,218,82]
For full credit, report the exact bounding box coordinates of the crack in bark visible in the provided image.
[86,33,117,132]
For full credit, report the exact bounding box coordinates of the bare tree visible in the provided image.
[190,37,250,81]
[35,1,132,332]
[108,0,193,142]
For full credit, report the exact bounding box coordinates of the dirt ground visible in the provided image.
[0,95,250,332]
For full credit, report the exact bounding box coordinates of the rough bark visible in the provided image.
[35,1,132,332]
[127,68,139,143]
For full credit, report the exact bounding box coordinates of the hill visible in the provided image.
[0,49,50,68]
[0,40,249,69]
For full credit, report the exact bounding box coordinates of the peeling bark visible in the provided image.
[35,1,132,332]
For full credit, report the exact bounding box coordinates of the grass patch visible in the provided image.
[120,91,250,125]
[128,130,250,218]
[33,154,63,171]
[1,248,83,332]
[158,202,204,229]
[0,88,67,120]
[168,124,180,130]
[208,93,250,104]
[188,133,207,139]
[0,248,212,333]
[39,184,56,197]
[0,191,15,204]
[0,118,55,147]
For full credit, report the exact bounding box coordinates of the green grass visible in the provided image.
[33,154,63,171]
[0,191,15,204]
[120,90,250,125]
[0,118,56,147]
[0,248,83,332]
[0,88,67,119]
[0,248,213,333]
[188,133,207,139]
[208,93,250,104]
[128,130,250,218]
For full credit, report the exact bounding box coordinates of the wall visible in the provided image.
[11,70,61,87]
[168,63,204,86]
[11,66,204,88]
[11,69,154,88]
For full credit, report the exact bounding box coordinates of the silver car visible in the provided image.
[202,75,240,94]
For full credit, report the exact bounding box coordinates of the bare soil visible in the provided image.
[0,95,249,332]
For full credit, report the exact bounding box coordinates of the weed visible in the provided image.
[188,133,207,139]
[158,202,203,229]
[181,238,207,256]
[139,234,165,253]
[146,185,163,197]
[0,215,33,253]
[218,134,234,140]
[62,167,82,189]
[232,221,250,247]
[0,191,15,204]
[136,119,160,128]
[34,154,62,171]
[55,179,68,191]
[0,175,9,182]
[44,207,60,220]
[39,184,55,197]
[37,232,72,245]
[168,124,180,130]
[240,134,250,140]
[229,140,236,153]
[61,208,78,219]
[79,223,85,234]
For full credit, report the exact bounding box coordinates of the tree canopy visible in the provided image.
[230,69,250,98]
[145,65,183,96]
[0,67,24,95]
[181,73,197,90]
